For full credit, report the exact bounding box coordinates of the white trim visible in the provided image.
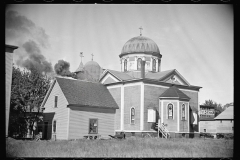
[144,83,169,89]
[179,88,199,93]
[161,99,179,102]
[121,85,124,131]
[161,100,163,124]
[115,130,157,133]
[173,69,191,86]
[107,85,122,89]
[198,92,200,132]
[124,82,142,87]
[101,74,119,84]
[140,82,144,130]
[67,108,70,140]
[177,101,179,132]
[130,107,135,125]
[188,102,190,132]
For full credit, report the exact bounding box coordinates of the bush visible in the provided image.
[200,132,214,138]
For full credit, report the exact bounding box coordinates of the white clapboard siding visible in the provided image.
[69,106,116,139]
[5,52,13,137]
[43,81,69,140]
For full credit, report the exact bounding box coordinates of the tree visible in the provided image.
[9,66,51,138]
[202,99,223,117]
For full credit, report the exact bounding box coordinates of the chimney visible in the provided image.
[141,60,145,79]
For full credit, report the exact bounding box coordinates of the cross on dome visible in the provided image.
[80,52,84,62]
[91,53,94,61]
[139,26,143,36]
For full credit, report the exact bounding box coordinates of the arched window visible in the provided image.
[130,107,135,124]
[124,59,127,71]
[152,59,156,72]
[137,58,142,70]
[182,104,185,120]
[168,104,173,119]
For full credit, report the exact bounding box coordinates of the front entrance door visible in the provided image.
[43,122,48,140]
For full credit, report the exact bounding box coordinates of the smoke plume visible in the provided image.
[6,10,53,74]
[16,40,53,74]
[54,60,76,78]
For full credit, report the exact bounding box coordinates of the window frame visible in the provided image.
[53,120,57,133]
[54,95,58,108]
[130,107,135,124]
[89,119,98,134]
[137,58,142,70]
[181,104,186,121]
[167,103,174,119]
[152,59,156,72]
[124,59,127,71]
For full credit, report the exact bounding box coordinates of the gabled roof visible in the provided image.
[214,106,233,120]
[56,77,119,109]
[159,85,190,101]
[100,69,190,86]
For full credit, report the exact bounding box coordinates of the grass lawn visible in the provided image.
[6,137,233,158]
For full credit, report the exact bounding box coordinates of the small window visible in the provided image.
[152,59,156,72]
[124,59,127,72]
[168,104,173,119]
[54,96,58,108]
[220,120,222,123]
[89,119,98,134]
[53,120,56,133]
[130,107,135,124]
[147,109,156,122]
[137,58,142,70]
[182,104,185,120]
[204,129,206,132]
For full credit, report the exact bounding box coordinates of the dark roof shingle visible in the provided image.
[159,85,190,100]
[56,77,119,109]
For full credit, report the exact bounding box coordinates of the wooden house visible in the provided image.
[41,77,119,140]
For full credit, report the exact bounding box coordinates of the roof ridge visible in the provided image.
[56,76,102,85]
[172,86,180,97]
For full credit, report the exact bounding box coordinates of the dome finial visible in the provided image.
[139,26,143,36]
[91,53,94,61]
[80,52,84,62]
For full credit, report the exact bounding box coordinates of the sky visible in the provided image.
[5,4,233,106]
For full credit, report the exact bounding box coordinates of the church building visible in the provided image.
[99,31,202,138]
[41,29,202,139]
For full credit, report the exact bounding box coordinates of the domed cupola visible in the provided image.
[120,36,161,58]
[84,60,102,83]
[119,27,162,73]
[75,53,103,82]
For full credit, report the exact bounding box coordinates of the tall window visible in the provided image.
[89,119,98,134]
[54,96,58,108]
[152,59,156,72]
[182,104,185,120]
[124,59,127,71]
[137,58,142,70]
[130,107,135,124]
[168,104,173,119]
[53,120,56,133]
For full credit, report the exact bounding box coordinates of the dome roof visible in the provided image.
[84,60,101,68]
[83,60,102,82]
[120,36,161,58]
